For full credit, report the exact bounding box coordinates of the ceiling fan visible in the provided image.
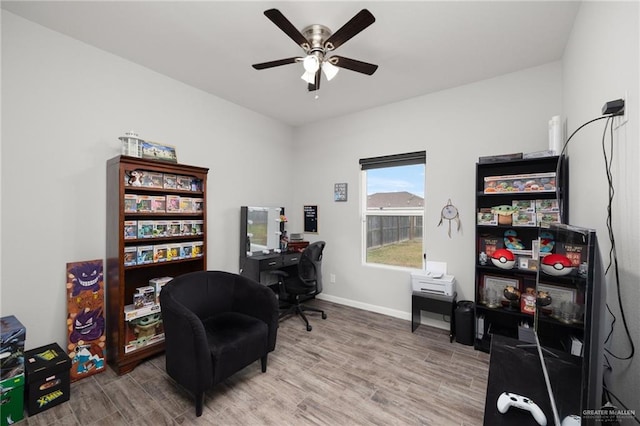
[252,8,378,92]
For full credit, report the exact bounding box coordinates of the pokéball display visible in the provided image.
[541,253,574,276]
[491,248,516,269]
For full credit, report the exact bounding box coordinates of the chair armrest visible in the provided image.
[160,291,213,392]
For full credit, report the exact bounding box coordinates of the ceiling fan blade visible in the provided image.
[330,56,378,75]
[308,69,321,92]
[264,9,309,49]
[252,57,300,70]
[324,9,375,50]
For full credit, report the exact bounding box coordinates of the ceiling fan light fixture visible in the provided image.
[302,55,320,73]
[322,61,340,81]
[301,71,316,84]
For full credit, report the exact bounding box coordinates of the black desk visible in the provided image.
[411,291,457,342]
[484,335,581,426]
[240,251,301,284]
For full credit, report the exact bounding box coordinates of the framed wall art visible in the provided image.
[334,183,348,202]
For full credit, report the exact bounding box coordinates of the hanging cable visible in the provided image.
[601,116,635,361]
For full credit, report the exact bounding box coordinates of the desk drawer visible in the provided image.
[258,257,283,270]
[282,254,300,267]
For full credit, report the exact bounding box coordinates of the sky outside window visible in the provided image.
[366,164,425,198]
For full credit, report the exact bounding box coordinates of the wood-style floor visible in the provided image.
[19,299,489,425]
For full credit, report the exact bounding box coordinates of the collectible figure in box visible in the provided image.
[123,247,137,266]
[166,195,181,212]
[167,244,181,261]
[163,174,177,189]
[153,221,168,238]
[181,221,193,236]
[512,199,535,213]
[137,221,154,239]
[124,221,137,239]
[512,211,537,227]
[176,175,192,191]
[124,313,164,354]
[124,170,142,187]
[191,178,202,192]
[133,293,144,309]
[193,198,204,212]
[537,212,561,227]
[192,241,204,257]
[153,245,168,263]
[1,315,26,381]
[149,277,173,304]
[180,243,192,258]
[136,195,152,212]
[193,220,204,235]
[135,286,156,306]
[124,194,138,212]
[124,303,160,322]
[536,199,559,212]
[137,245,154,264]
[151,196,166,213]
[141,171,163,188]
[66,259,106,381]
[168,220,182,236]
[180,197,193,213]
[477,210,498,226]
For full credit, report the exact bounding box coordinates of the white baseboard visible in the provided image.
[316,294,450,332]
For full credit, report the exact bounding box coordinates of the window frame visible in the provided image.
[360,151,426,271]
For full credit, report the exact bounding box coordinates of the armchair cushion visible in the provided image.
[202,312,268,383]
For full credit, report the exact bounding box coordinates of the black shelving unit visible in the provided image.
[474,156,569,351]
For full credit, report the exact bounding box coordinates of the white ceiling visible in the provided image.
[2,1,581,127]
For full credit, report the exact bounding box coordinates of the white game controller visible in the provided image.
[497,392,547,425]
[561,415,581,426]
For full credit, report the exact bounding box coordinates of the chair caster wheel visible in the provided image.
[322,313,327,319]
[306,325,312,331]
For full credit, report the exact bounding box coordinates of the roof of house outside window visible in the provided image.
[367,192,424,209]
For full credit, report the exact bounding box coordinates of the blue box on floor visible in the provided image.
[24,343,71,416]
[1,315,26,381]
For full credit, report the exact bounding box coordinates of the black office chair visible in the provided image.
[273,241,327,331]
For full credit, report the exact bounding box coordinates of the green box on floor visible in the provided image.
[0,374,25,426]
[24,343,71,416]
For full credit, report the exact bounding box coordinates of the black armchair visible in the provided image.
[159,270,278,417]
[274,241,327,331]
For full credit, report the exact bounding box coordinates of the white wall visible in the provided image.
[562,1,639,413]
[291,62,563,326]
[0,12,294,349]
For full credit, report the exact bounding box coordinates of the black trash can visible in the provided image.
[455,300,475,346]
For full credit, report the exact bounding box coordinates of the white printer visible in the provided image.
[411,261,456,296]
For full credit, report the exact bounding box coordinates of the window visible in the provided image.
[360,151,426,269]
